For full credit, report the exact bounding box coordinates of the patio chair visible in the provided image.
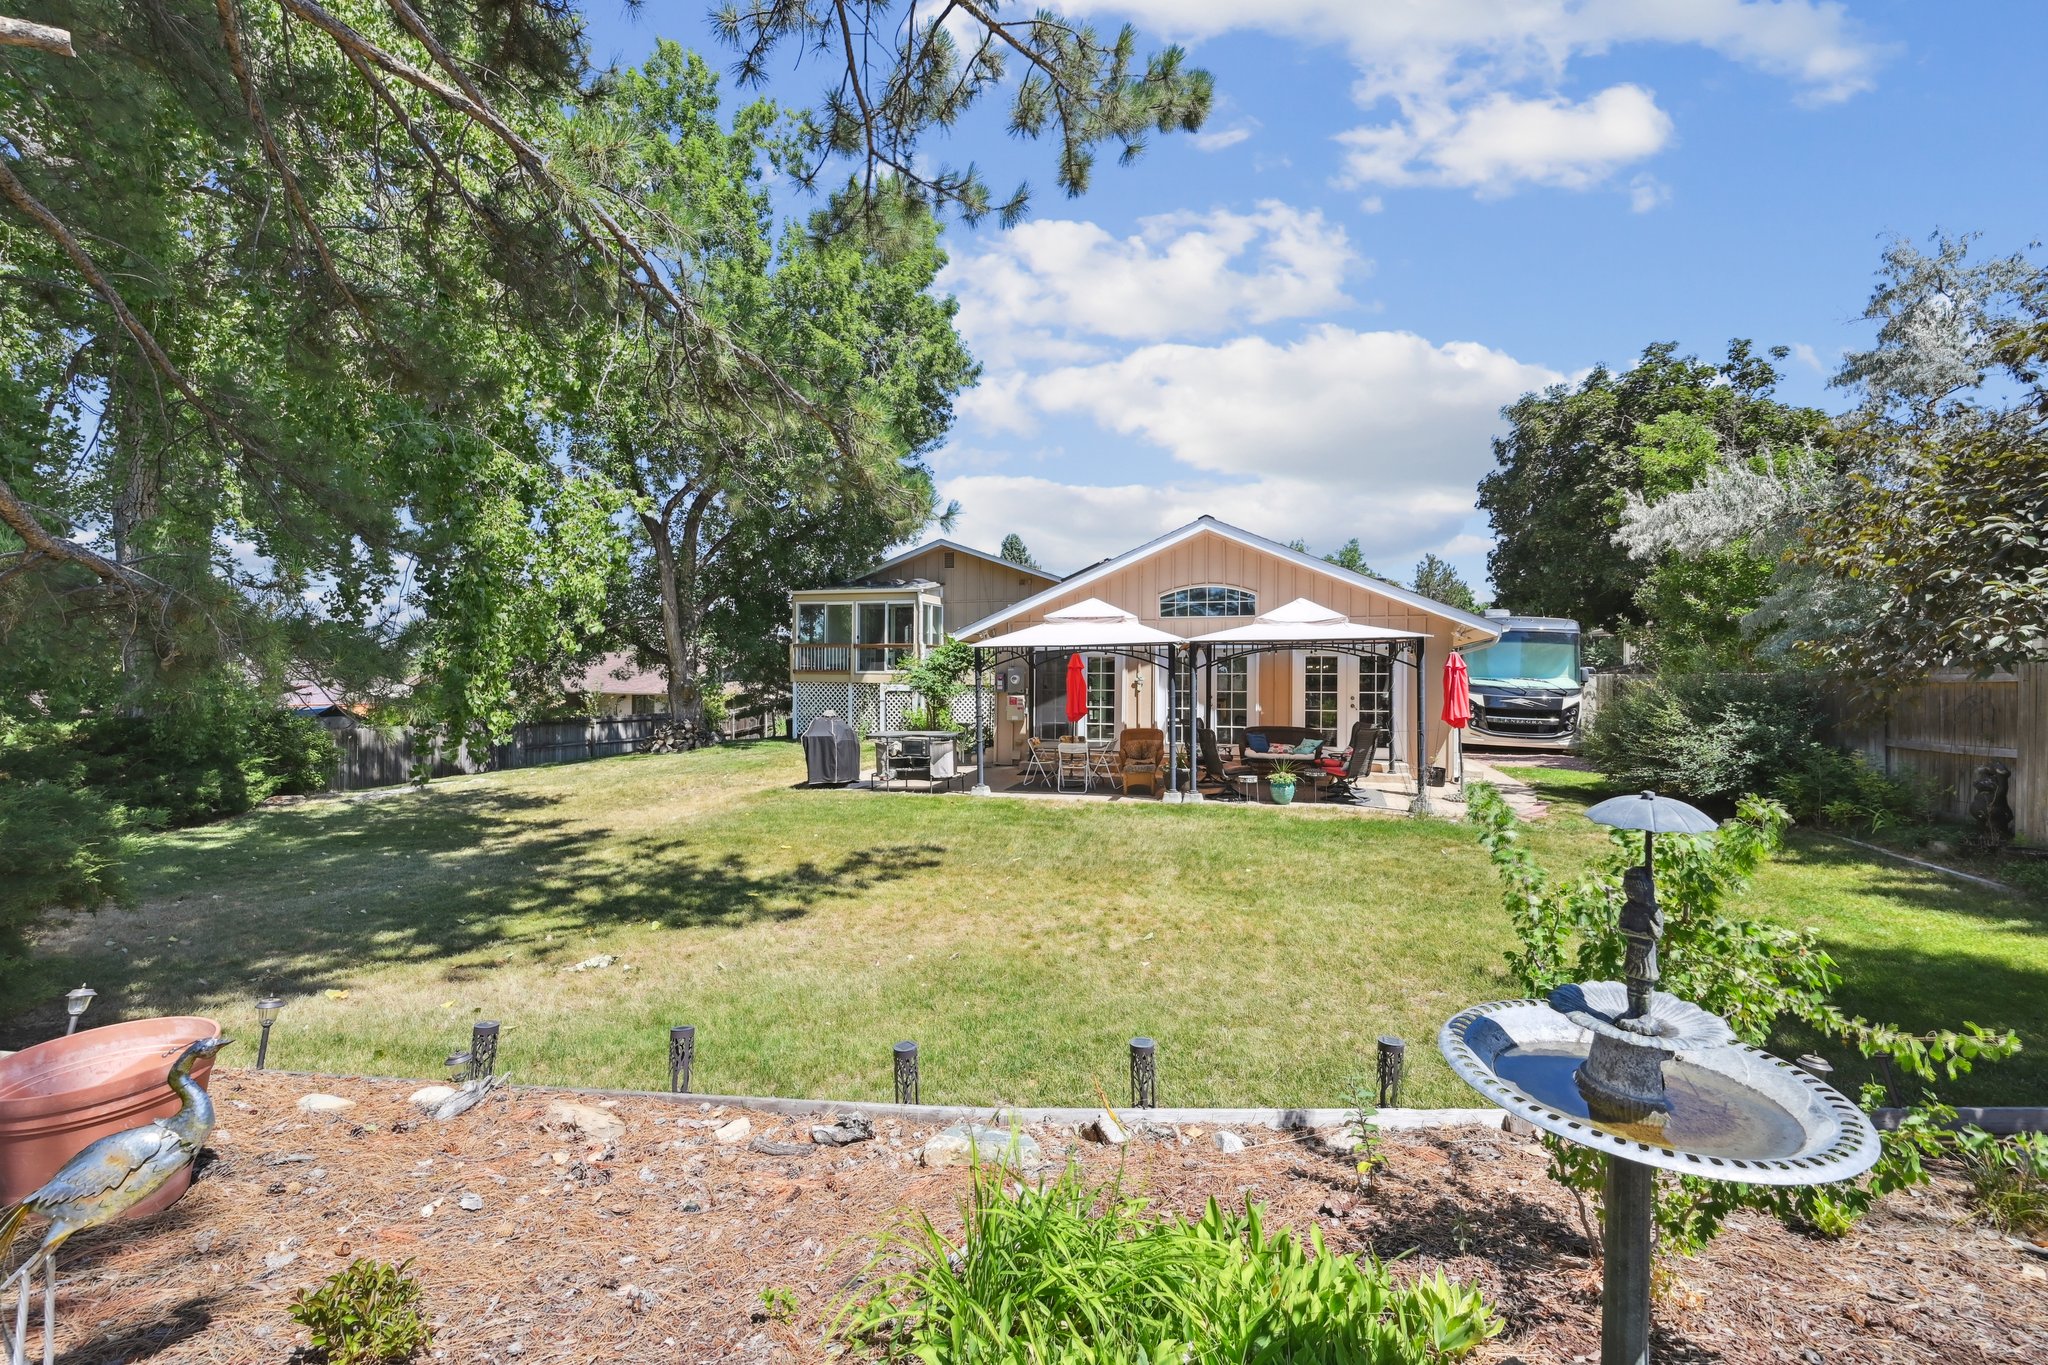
[1196,719,1248,801]
[1117,727,1165,797]
[1321,721,1391,804]
[1087,738,1120,789]
[1056,740,1091,793]
[1346,718,1393,772]
[1019,736,1054,788]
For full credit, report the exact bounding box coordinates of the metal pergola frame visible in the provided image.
[1178,637,1429,814]
[967,636,1431,814]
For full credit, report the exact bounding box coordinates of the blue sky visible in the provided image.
[581,2,2044,593]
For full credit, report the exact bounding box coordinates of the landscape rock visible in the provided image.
[810,1115,874,1147]
[459,1192,485,1212]
[1078,1110,1128,1145]
[566,954,616,972]
[296,1093,356,1115]
[409,1085,457,1112]
[1212,1130,1247,1154]
[918,1124,1041,1168]
[713,1117,753,1145]
[546,1099,627,1143]
[1502,1115,1539,1139]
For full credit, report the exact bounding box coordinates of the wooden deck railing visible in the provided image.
[791,642,916,673]
[791,643,854,672]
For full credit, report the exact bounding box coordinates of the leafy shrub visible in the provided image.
[290,1257,432,1364]
[0,781,126,969]
[1956,1128,2048,1237]
[1584,671,1824,804]
[1467,782,2017,1252]
[838,1162,1501,1363]
[2,703,335,830]
[1772,745,1929,833]
[698,684,729,732]
[900,638,975,722]
[246,708,340,798]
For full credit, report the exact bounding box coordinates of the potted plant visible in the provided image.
[1264,757,1303,805]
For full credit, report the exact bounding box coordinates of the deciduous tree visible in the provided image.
[1478,342,1827,632]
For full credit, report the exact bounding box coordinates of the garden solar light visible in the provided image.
[255,996,285,1069]
[62,984,96,1036]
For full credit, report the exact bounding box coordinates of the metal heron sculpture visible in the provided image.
[0,1036,232,1365]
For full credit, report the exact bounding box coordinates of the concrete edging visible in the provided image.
[1872,1106,2048,1136]
[248,1068,1504,1132]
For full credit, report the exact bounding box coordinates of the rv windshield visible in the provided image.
[1465,631,1580,687]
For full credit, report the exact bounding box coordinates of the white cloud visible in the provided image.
[1791,342,1827,374]
[1628,173,1672,213]
[1062,0,1884,201]
[941,472,1493,581]
[939,202,1360,363]
[1064,1,1884,104]
[1191,125,1253,152]
[939,326,1560,570]
[1338,84,1673,195]
[1030,326,1559,487]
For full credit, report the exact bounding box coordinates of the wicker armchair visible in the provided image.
[1117,727,1166,797]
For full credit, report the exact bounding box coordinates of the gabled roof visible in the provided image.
[955,517,1501,644]
[864,538,1062,584]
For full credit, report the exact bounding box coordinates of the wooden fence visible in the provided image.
[1823,664,2046,843]
[320,715,667,792]
[1584,666,2046,844]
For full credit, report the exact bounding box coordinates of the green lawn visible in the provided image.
[8,745,2043,1109]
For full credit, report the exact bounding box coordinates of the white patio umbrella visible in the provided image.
[967,597,1183,650]
[1184,597,1423,646]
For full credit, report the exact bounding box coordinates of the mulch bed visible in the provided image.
[28,1071,2047,1363]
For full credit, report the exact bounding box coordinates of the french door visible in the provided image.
[1298,652,1395,747]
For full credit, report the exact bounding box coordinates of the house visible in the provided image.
[573,652,669,717]
[952,516,1501,788]
[788,539,1061,734]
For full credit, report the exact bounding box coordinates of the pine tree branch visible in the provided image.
[0,480,164,597]
[0,152,259,471]
[214,0,409,376]
[278,0,851,457]
[0,16,73,58]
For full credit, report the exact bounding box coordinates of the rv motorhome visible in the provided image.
[1461,612,1583,751]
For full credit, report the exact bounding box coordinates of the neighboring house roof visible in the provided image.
[572,652,668,696]
[281,680,371,716]
[955,516,1502,644]
[864,537,1062,584]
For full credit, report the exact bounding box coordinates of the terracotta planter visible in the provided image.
[0,1015,221,1221]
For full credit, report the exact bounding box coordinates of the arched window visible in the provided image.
[1158,585,1256,618]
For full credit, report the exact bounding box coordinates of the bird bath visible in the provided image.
[1440,793,1881,1365]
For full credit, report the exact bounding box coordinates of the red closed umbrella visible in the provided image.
[1064,653,1089,732]
[1442,651,1471,729]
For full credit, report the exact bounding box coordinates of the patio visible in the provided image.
[905,594,1471,813]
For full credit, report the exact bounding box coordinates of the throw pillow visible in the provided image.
[1246,734,1270,752]
[1292,738,1321,755]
